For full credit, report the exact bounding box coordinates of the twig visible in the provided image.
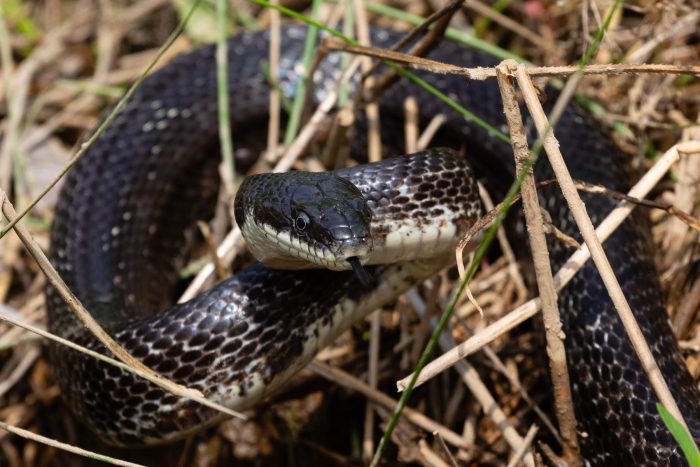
[369,0,462,98]
[319,39,700,80]
[567,180,700,233]
[352,0,381,165]
[0,5,91,195]
[496,62,581,465]
[404,96,419,153]
[416,114,447,150]
[351,3,381,458]
[476,183,527,300]
[0,234,20,302]
[625,10,699,64]
[506,424,539,467]
[196,221,228,280]
[0,4,19,196]
[216,0,236,194]
[0,346,39,399]
[0,421,144,467]
[282,0,322,145]
[464,0,554,54]
[674,277,700,338]
[363,307,381,462]
[434,431,459,466]
[0,301,176,396]
[463,177,700,251]
[418,439,451,467]
[515,63,688,429]
[265,0,281,163]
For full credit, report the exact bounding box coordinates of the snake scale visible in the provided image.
[45,25,700,464]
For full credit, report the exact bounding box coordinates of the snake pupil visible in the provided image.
[295,213,309,230]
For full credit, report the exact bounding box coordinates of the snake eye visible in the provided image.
[295,212,309,231]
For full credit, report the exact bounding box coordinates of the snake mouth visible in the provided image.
[324,235,373,269]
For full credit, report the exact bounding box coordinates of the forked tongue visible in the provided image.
[347,257,374,287]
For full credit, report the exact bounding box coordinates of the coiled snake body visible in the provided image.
[46,26,700,464]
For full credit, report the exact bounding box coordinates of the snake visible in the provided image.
[44,25,700,464]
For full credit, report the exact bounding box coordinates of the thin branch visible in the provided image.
[216,0,236,193]
[496,62,581,465]
[0,421,144,467]
[506,425,539,467]
[515,62,688,430]
[321,38,700,79]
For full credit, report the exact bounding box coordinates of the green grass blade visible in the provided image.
[171,0,219,42]
[657,403,700,467]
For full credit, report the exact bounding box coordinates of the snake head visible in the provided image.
[235,171,373,272]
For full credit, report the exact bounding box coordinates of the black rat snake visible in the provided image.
[45,25,700,464]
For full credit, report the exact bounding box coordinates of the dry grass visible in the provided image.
[0,0,699,465]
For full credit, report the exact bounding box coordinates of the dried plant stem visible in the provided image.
[404,96,419,153]
[196,221,228,280]
[0,234,20,302]
[464,0,552,53]
[515,63,687,428]
[0,296,178,395]
[496,62,581,465]
[353,0,381,163]
[476,183,527,299]
[216,0,236,192]
[397,141,697,389]
[506,424,539,467]
[266,0,281,161]
[368,0,461,97]
[0,420,144,467]
[625,10,699,64]
[321,38,700,80]
[363,308,381,462]
[0,346,39,399]
[416,114,447,150]
[179,227,244,302]
[0,4,19,194]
